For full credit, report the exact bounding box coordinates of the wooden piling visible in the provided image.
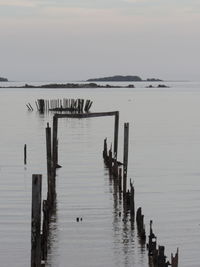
[52,115,58,169]
[41,200,49,261]
[171,248,179,267]
[118,168,122,193]
[136,207,146,240]
[46,123,54,205]
[112,157,118,178]
[38,99,45,113]
[24,144,27,165]
[114,111,119,158]
[123,122,129,196]
[157,246,167,267]
[31,174,42,267]
[103,138,108,160]
[108,146,113,171]
[130,179,135,219]
[148,220,157,257]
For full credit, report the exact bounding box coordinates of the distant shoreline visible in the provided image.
[0,83,135,89]
[0,82,169,89]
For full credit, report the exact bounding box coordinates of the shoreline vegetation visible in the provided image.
[0,82,169,89]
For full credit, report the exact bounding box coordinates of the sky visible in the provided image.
[0,0,200,81]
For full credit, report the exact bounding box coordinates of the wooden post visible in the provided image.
[136,207,146,240]
[103,138,108,160]
[157,246,166,266]
[119,168,122,193]
[41,200,49,261]
[108,147,113,171]
[112,157,118,178]
[148,220,157,257]
[46,123,54,205]
[52,115,58,168]
[123,122,129,196]
[24,144,27,165]
[171,248,179,267]
[114,111,119,159]
[38,99,45,113]
[130,179,135,219]
[31,174,42,267]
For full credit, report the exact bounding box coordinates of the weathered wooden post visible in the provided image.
[118,168,122,193]
[112,157,118,178]
[31,174,42,267]
[136,207,146,240]
[24,144,27,165]
[157,246,167,267]
[123,122,129,196]
[130,179,135,219]
[41,200,49,262]
[46,123,54,206]
[38,99,45,113]
[108,146,113,171]
[114,111,119,159]
[171,249,179,267]
[148,220,157,257]
[52,115,58,169]
[103,138,108,160]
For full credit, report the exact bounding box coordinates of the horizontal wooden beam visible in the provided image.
[55,111,118,119]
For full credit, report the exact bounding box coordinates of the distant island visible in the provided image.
[0,77,8,82]
[87,75,163,82]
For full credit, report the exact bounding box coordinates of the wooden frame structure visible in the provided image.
[52,111,119,169]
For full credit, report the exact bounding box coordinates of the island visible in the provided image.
[87,75,163,82]
[0,77,8,82]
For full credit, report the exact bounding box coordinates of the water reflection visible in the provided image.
[46,201,58,267]
[108,165,143,267]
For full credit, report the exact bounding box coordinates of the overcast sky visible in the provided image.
[0,0,200,81]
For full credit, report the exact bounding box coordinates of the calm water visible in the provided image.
[0,81,200,266]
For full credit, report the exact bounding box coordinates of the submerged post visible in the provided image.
[114,111,119,159]
[123,122,129,196]
[31,174,42,267]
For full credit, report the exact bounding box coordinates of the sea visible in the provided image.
[0,80,199,267]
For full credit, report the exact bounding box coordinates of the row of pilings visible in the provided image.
[31,112,179,266]
[102,122,178,267]
[29,98,93,113]
[31,122,57,267]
